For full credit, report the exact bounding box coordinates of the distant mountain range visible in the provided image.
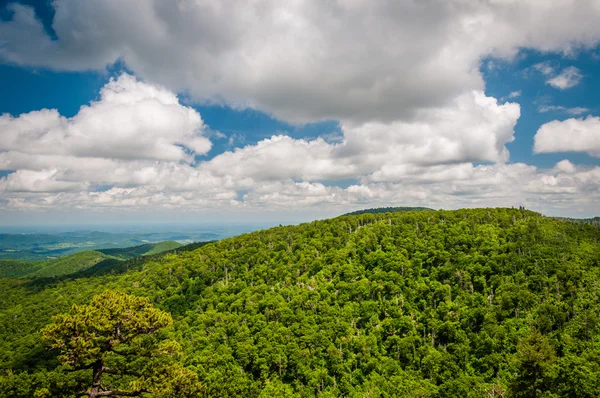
[342,206,434,216]
[0,241,184,279]
[0,224,271,261]
[553,216,600,227]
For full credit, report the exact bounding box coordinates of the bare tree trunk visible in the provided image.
[88,360,103,398]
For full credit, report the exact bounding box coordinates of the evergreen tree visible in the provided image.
[41,290,202,397]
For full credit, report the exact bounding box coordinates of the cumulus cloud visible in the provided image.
[0,74,210,166]
[1,2,600,218]
[0,75,224,205]
[546,66,583,89]
[534,116,600,156]
[2,0,600,123]
[1,169,87,193]
[0,73,596,218]
[554,159,577,174]
[202,91,520,183]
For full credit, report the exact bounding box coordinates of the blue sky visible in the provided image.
[483,50,600,167]
[0,62,343,160]
[1,0,599,223]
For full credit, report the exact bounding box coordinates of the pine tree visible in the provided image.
[41,290,202,397]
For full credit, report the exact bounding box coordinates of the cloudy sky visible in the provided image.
[1,0,599,224]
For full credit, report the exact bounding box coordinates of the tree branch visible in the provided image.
[101,366,141,377]
[94,389,148,396]
[101,367,120,375]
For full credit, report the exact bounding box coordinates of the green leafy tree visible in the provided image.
[41,290,202,397]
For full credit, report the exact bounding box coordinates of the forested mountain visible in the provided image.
[0,251,111,278]
[0,241,183,279]
[1,208,600,397]
[97,240,182,259]
[0,231,144,261]
[0,227,233,261]
[554,216,600,227]
[343,207,434,216]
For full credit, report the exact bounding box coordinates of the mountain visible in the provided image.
[0,251,110,279]
[0,241,184,279]
[0,260,39,279]
[0,231,137,261]
[343,206,434,216]
[0,226,258,261]
[554,216,600,227]
[97,240,183,260]
[1,208,600,397]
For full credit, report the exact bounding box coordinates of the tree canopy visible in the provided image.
[1,208,600,397]
[41,291,201,397]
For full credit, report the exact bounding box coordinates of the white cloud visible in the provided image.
[1,1,600,123]
[533,61,555,76]
[0,75,210,165]
[566,107,591,115]
[538,105,590,115]
[1,1,600,218]
[1,169,87,193]
[0,75,225,203]
[0,76,597,218]
[554,159,577,174]
[2,160,599,218]
[202,91,520,182]
[500,90,521,102]
[534,116,600,156]
[546,66,583,90]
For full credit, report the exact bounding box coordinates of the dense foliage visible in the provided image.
[97,241,182,260]
[0,251,110,278]
[42,290,201,397]
[554,216,600,227]
[1,208,600,397]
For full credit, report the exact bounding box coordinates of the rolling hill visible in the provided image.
[97,240,182,259]
[0,241,184,279]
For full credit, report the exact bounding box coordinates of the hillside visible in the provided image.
[0,260,39,279]
[98,240,183,259]
[0,251,110,278]
[0,226,266,261]
[29,251,111,278]
[343,206,434,216]
[1,208,600,397]
[0,241,184,279]
[0,231,134,261]
[554,216,600,227]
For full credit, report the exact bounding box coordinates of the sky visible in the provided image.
[0,0,600,225]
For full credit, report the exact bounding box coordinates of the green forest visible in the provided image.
[1,208,600,397]
[0,241,182,279]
